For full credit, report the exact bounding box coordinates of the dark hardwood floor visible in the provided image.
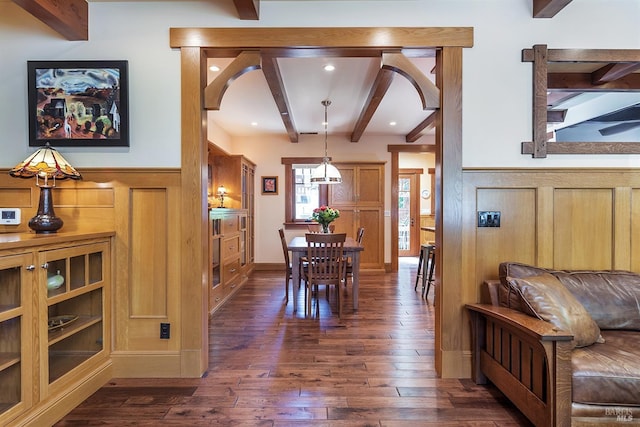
[55,258,531,426]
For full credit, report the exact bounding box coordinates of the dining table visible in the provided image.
[288,235,364,313]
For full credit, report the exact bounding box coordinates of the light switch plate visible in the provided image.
[0,208,21,225]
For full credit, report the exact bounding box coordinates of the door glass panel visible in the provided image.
[398,177,410,251]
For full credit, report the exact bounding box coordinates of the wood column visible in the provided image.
[436,46,465,378]
[180,46,209,377]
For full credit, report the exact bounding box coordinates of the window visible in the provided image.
[282,157,328,228]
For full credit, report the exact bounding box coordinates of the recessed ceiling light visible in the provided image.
[251,122,258,126]
[209,65,220,72]
[324,64,335,71]
[389,121,397,126]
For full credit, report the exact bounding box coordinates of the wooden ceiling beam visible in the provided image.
[261,55,299,143]
[204,51,261,110]
[351,52,440,142]
[13,0,88,40]
[406,111,437,142]
[548,72,640,91]
[592,62,640,85]
[546,109,567,123]
[532,0,572,18]
[350,67,395,142]
[232,0,260,20]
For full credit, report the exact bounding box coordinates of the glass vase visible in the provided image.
[321,223,331,233]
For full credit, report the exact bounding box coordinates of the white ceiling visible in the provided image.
[206,55,437,140]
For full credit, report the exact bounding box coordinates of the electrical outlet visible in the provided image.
[477,211,501,228]
[160,323,170,339]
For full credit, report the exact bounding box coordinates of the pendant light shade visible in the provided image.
[310,100,342,184]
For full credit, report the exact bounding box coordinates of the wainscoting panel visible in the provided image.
[129,188,169,317]
[553,188,613,270]
[0,168,183,377]
[475,188,537,282]
[464,169,640,299]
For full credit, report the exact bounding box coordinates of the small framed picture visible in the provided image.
[27,60,129,147]
[261,176,278,195]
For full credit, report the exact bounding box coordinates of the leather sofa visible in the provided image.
[467,262,640,427]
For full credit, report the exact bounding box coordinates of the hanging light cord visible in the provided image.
[322,99,331,161]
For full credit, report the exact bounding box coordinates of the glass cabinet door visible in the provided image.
[0,253,33,423]
[38,242,107,389]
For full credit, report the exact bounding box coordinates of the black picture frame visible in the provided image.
[261,176,278,195]
[27,60,129,147]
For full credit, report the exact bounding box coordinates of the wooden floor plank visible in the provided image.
[55,258,531,426]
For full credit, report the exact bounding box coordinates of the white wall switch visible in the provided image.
[0,208,21,225]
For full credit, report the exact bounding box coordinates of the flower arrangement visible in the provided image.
[311,205,340,232]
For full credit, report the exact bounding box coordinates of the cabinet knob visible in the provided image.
[26,265,36,271]
[41,262,49,269]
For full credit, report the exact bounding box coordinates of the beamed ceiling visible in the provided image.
[12,0,593,143]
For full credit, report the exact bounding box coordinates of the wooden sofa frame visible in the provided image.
[467,280,574,427]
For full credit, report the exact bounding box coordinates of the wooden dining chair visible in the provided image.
[302,233,347,318]
[278,228,297,302]
[344,227,365,288]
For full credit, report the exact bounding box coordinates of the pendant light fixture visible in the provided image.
[311,100,342,184]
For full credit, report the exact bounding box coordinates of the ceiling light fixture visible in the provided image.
[324,64,335,71]
[311,100,342,185]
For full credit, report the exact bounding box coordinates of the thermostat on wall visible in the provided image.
[0,208,21,225]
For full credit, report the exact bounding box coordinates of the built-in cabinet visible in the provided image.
[330,162,385,271]
[208,209,249,315]
[0,231,113,426]
[207,144,255,314]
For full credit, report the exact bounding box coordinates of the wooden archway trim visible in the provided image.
[172,26,468,379]
[204,51,261,110]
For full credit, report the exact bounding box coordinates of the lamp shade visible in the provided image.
[310,161,342,184]
[9,143,82,183]
[8,142,81,234]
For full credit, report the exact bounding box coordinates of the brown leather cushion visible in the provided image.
[498,262,548,315]
[572,330,640,406]
[552,271,640,330]
[499,262,640,330]
[506,273,603,348]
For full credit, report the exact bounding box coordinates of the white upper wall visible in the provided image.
[1,0,639,168]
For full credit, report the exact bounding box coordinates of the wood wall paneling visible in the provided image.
[0,169,183,378]
[553,189,613,270]
[129,188,168,317]
[632,189,640,272]
[475,188,537,281]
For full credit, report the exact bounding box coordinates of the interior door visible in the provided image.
[398,172,420,256]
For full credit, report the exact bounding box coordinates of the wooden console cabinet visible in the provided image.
[0,231,113,426]
[208,209,249,315]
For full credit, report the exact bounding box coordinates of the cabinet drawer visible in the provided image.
[222,258,240,283]
[222,235,240,258]
[221,215,239,234]
[209,283,224,312]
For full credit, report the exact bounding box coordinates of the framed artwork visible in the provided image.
[27,60,129,147]
[261,176,278,195]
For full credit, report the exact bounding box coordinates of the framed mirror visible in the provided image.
[522,45,640,157]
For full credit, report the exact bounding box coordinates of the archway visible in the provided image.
[171,27,470,378]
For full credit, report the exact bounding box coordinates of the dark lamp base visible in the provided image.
[29,214,63,234]
[29,185,63,234]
